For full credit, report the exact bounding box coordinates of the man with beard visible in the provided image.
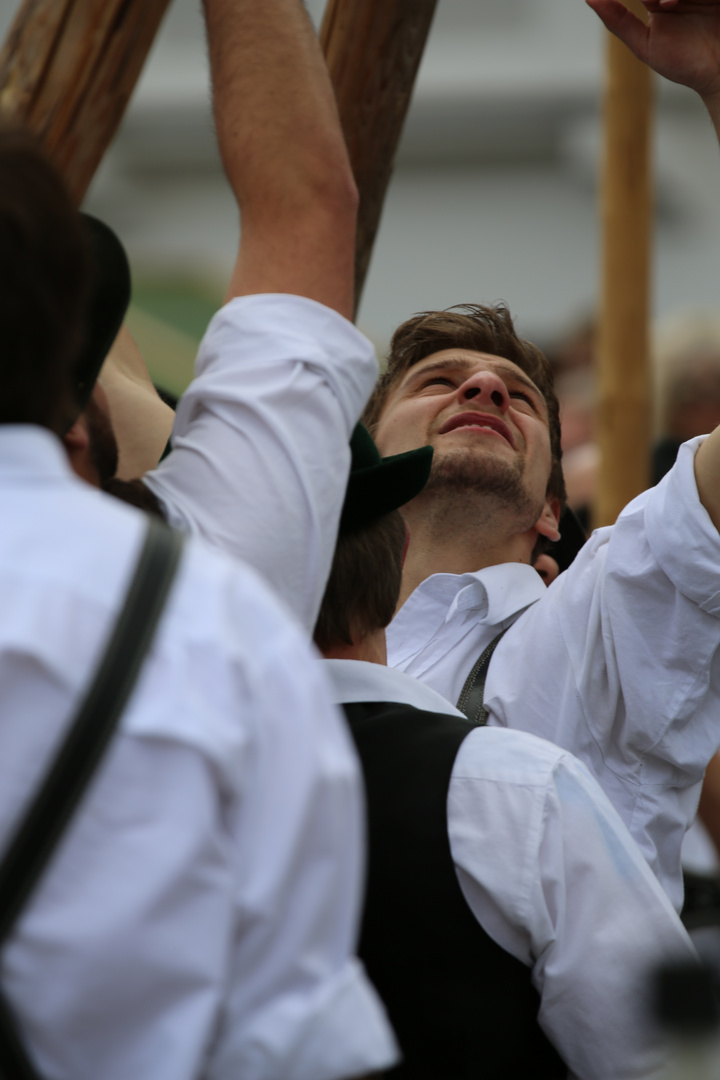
[314,425,696,1080]
[63,0,376,636]
[365,0,720,912]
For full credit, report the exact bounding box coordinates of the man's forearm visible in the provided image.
[203,0,358,315]
[98,325,175,479]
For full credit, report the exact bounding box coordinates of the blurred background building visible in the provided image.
[2,0,719,397]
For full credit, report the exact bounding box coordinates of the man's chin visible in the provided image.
[427,447,524,498]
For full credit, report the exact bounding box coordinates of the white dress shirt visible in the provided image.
[323,658,696,1080]
[143,294,378,635]
[0,427,397,1080]
[387,436,720,911]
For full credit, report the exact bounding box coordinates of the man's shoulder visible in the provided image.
[343,697,472,732]
[2,482,312,726]
[7,480,293,648]
[454,725,586,788]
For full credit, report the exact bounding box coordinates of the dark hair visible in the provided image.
[363,304,566,506]
[0,127,90,430]
[102,478,166,519]
[314,510,407,652]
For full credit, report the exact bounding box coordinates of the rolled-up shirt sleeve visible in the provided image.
[143,294,379,634]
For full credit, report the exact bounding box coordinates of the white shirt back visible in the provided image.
[0,426,396,1080]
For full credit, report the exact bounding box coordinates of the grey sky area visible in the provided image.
[2,0,718,363]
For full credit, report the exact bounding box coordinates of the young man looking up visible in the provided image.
[366,0,720,911]
[314,425,696,1080]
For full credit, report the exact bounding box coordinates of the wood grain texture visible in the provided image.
[321,0,438,312]
[0,0,172,204]
[595,0,654,527]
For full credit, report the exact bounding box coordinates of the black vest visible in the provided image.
[344,699,566,1080]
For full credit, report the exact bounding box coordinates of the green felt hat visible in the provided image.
[70,213,131,421]
[339,423,433,533]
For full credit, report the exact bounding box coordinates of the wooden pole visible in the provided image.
[594,0,654,527]
[0,0,172,205]
[321,0,438,314]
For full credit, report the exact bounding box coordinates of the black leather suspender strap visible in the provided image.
[456,629,507,726]
[0,516,184,1080]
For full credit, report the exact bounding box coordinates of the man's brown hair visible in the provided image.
[363,304,566,506]
[314,510,407,652]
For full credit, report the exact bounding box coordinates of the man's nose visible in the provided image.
[459,371,509,411]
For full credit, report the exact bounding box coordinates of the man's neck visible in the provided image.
[397,495,537,609]
[322,630,388,666]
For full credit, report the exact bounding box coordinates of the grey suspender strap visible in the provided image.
[456,629,507,726]
[0,516,184,1080]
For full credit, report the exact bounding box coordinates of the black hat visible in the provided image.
[339,424,433,533]
[70,213,131,420]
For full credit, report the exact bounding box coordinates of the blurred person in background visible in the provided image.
[652,311,720,483]
[545,314,598,534]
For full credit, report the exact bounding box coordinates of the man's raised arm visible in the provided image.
[204,0,358,317]
[141,0,378,633]
[587,0,720,528]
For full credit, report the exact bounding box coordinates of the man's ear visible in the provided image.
[62,415,90,455]
[534,496,561,543]
[62,414,97,486]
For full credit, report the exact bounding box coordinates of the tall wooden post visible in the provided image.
[321,0,438,313]
[595,0,654,526]
[0,0,172,205]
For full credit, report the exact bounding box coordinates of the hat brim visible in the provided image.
[340,445,433,533]
[70,213,131,420]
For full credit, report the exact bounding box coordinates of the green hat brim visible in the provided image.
[340,425,433,533]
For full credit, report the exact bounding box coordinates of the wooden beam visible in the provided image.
[0,0,172,205]
[321,0,438,313]
[595,0,654,527]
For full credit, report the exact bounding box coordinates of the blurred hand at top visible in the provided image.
[587,0,720,101]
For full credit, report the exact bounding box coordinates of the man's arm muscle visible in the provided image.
[204,0,358,318]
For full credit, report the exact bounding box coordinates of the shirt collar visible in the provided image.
[0,425,77,483]
[320,659,463,717]
[393,561,546,632]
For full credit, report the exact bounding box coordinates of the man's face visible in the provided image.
[373,348,555,525]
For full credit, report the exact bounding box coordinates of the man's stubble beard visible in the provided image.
[421,445,544,533]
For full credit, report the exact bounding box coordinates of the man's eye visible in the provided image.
[510,390,534,406]
[422,377,455,389]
